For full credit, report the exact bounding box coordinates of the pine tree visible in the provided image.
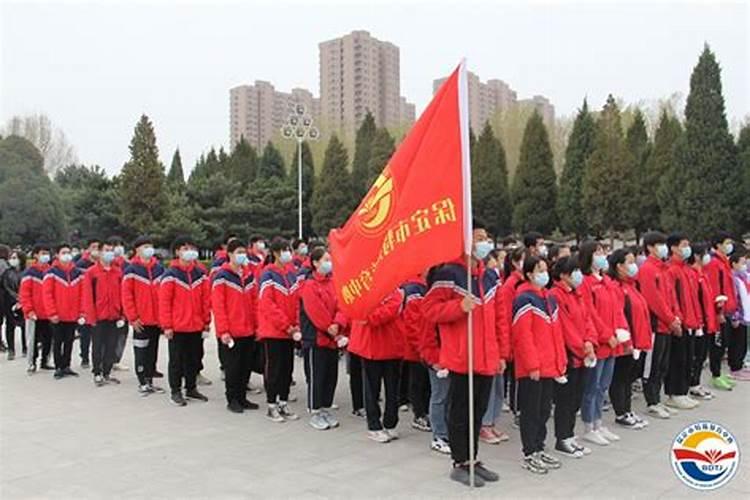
[312,134,354,236]
[582,95,636,236]
[258,141,286,179]
[472,122,512,238]
[367,128,395,189]
[511,111,558,234]
[653,111,684,230]
[737,124,750,234]
[288,141,316,237]
[351,111,377,200]
[625,109,652,239]
[118,114,168,238]
[167,148,185,190]
[557,99,596,240]
[669,45,742,238]
[227,137,258,184]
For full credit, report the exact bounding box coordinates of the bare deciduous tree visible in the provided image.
[3,114,77,173]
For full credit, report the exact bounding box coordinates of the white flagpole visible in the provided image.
[457,58,475,488]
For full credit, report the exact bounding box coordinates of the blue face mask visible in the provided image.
[234,254,248,266]
[280,250,293,264]
[626,262,639,278]
[298,246,308,256]
[593,254,609,271]
[59,253,73,264]
[140,247,155,260]
[101,251,116,264]
[533,271,550,288]
[474,240,493,260]
[571,269,584,288]
[38,254,51,264]
[319,260,333,275]
[702,254,711,266]
[656,244,669,260]
[680,246,692,260]
[181,249,198,262]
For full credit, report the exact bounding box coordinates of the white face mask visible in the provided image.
[9,257,19,268]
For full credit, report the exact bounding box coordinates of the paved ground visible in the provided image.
[1,335,748,499]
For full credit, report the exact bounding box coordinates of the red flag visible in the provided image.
[329,61,472,319]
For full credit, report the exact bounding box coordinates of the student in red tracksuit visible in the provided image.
[348,288,403,443]
[607,248,653,430]
[399,274,432,434]
[664,232,702,409]
[43,243,85,379]
[512,255,567,475]
[638,231,682,419]
[578,240,628,446]
[122,235,166,395]
[247,235,268,281]
[81,239,124,386]
[159,236,211,407]
[20,244,54,372]
[549,255,597,458]
[421,224,501,487]
[211,239,260,414]
[299,247,348,430]
[499,246,525,420]
[704,231,738,390]
[686,243,719,398]
[75,237,100,368]
[257,237,300,422]
[291,238,309,270]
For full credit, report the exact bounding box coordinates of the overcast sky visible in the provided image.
[1,0,748,174]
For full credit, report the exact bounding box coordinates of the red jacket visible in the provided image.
[399,279,430,362]
[497,271,522,361]
[81,262,123,325]
[580,274,628,358]
[42,262,85,322]
[704,252,737,315]
[614,278,653,351]
[20,263,51,320]
[299,271,347,349]
[121,256,165,327]
[349,289,404,360]
[638,255,680,335]
[690,266,720,334]
[421,261,500,376]
[549,281,598,367]
[667,257,701,329]
[158,261,210,333]
[511,283,567,379]
[211,263,256,338]
[256,263,299,340]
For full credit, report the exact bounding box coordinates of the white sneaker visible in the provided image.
[630,412,649,427]
[431,438,451,455]
[684,396,700,408]
[599,426,620,442]
[368,430,391,443]
[658,402,679,415]
[571,438,592,455]
[664,397,691,410]
[582,430,610,446]
[385,428,399,440]
[647,405,670,419]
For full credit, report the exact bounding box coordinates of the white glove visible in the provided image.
[615,329,631,343]
[584,357,597,368]
[77,317,86,326]
[555,375,568,384]
[436,368,449,379]
[116,319,125,328]
[715,295,729,304]
[227,338,235,349]
[292,331,302,342]
[632,349,641,360]
[336,336,349,348]
[201,330,210,339]
[696,328,705,337]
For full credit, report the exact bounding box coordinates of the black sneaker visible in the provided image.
[522,455,548,474]
[62,368,79,377]
[474,462,499,482]
[240,399,260,410]
[54,369,64,379]
[615,414,640,429]
[153,370,164,378]
[104,375,121,385]
[185,389,208,402]
[538,451,562,469]
[227,400,245,414]
[171,392,187,406]
[450,464,485,487]
[555,439,584,458]
[411,416,432,432]
[149,384,166,394]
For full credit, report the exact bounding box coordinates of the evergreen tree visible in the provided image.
[367,128,395,189]
[312,134,354,236]
[625,109,652,239]
[653,112,684,230]
[167,148,185,190]
[351,111,377,200]
[288,141,316,237]
[582,95,636,236]
[472,122,512,238]
[557,99,596,240]
[669,45,742,238]
[227,137,258,184]
[118,114,168,238]
[511,111,558,234]
[737,124,750,234]
[258,141,286,179]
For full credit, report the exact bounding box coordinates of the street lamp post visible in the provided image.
[281,103,319,239]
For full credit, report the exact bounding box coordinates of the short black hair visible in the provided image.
[310,247,327,264]
[171,235,196,253]
[523,231,544,248]
[291,238,306,251]
[548,244,569,262]
[643,231,667,253]
[227,239,247,254]
[607,248,634,280]
[56,242,71,254]
[105,236,122,247]
[667,232,689,250]
[472,218,487,231]
[501,236,518,248]
[32,243,51,256]
[269,236,290,254]
[503,246,526,278]
[249,234,264,245]
[711,231,734,249]
[688,242,709,265]
[729,249,747,265]
[85,238,101,247]
[132,235,153,249]
[223,232,239,245]
[551,255,578,281]
[309,239,326,251]
[522,255,545,281]
[578,239,602,275]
